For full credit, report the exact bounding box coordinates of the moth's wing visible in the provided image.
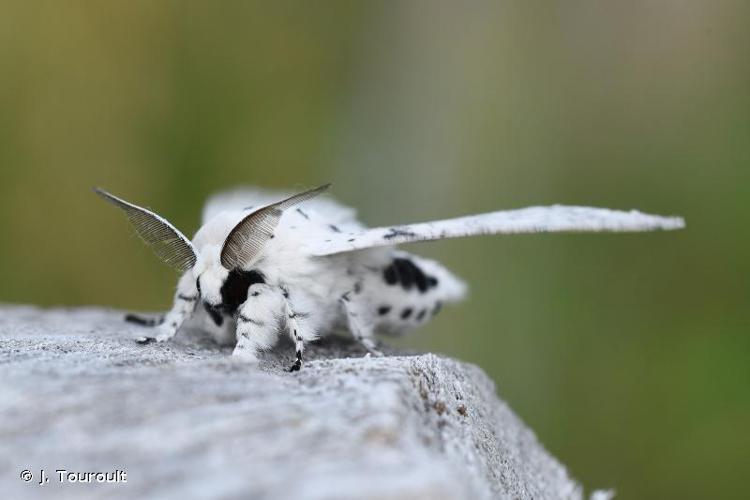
[203,187,365,231]
[305,205,685,256]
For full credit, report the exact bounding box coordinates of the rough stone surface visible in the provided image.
[0,305,592,499]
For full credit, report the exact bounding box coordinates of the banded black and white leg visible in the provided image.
[340,292,383,357]
[233,284,283,363]
[134,273,199,345]
[281,286,318,372]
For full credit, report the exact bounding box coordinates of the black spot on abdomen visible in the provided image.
[384,265,398,285]
[382,258,440,294]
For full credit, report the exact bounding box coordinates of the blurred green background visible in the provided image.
[1,1,748,498]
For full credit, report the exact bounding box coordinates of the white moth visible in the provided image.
[95,184,684,371]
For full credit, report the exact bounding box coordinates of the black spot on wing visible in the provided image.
[377,305,391,316]
[329,224,341,233]
[416,308,427,321]
[384,227,417,240]
[401,308,413,320]
[296,207,310,220]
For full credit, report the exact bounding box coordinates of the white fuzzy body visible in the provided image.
[188,189,466,350]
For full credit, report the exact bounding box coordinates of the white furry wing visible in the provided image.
[304,205,685,256]
[203,187,363,230]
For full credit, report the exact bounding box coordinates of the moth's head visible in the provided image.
[192,246,228,308]
[94,184,329,314]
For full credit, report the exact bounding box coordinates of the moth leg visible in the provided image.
[280,286,320,372]
[135,273,199,345]
[233,284,283,363]
[125,314,164,327]
[340,292,383,357]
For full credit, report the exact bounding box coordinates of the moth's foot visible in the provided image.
[135,331,175,345]
[359,338,384,357]
[231,347,260,364]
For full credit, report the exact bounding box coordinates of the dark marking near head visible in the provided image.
[329,224,341,233]
[204,303,224,327]
[401,308,413,320]
[296,207,310,220]
[416,309,427,321]
[377,305,391,316]
[220,269,266,315]
[281,287,290,298]
[384,227,417,240]
[427,276,438,288]
[125,314,164,327]
[432,301,443,316]
[135,336,156,345]
[251,290,261,297]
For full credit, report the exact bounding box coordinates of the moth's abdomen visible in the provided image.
[356,252,466,336]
